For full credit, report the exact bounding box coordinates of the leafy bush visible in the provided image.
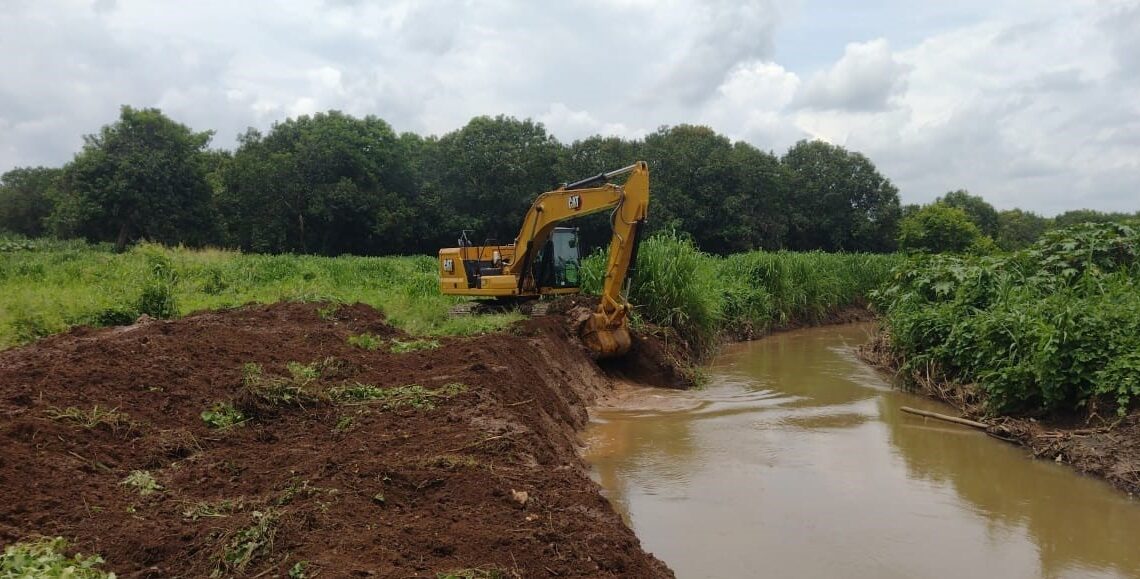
[346,332,383,350]
[876,221,1140,415]
[0,537,115,578]
[201,403,246,429]
[898,202,986,254]
[120,470,163,496]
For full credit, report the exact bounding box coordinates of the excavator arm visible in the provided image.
[506,163,648,291]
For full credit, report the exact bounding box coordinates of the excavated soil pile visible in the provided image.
[0,303,674,578]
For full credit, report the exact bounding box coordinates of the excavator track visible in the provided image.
[448,300,550,317]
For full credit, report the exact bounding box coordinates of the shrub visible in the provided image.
[876,221,1140,415]
[0,537,115,578]
[898,202,985,254]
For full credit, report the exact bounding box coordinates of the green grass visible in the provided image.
[436,570,506,579]
[875,221,1140,416]
[0,537,115,578]
[346,332,383,350]
[200,402,246,429]
[181,498,243,520]
[0,239,520,349]
[2,234,897,361]
[46,405,137,435]
[389,337,441,353]
[582,231,901,355]
[214,509,278,577]
[330,382,467,410]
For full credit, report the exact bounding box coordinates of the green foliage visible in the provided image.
[0,244,516,349]
[640,126,785,254]
[239,360,329,408]
[214,509,278,577]
[201,403,246,429]
[288,561,310,579]
[135,248,178,318]
[623,232,723,353]
[436,569,506,579]
[217,111,420,254]
[997,208,1048,251]
[876,221,1140,415]
[582,231,900,353]
[330,382,466,411]
[182,498,243,520]
[49,106,216,251]
[0,167,61,238]
[120,470,162,496]
[718,250,900,336]
[898,203,986,254]
[389,337,441,353]
[0,537,115,578]
[781,140,902,252]
[938,189,999,237]
[346,332,383,350]
[46,405,136,434]
[5,105,1136,263]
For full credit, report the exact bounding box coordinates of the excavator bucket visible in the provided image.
[580,312,632,358]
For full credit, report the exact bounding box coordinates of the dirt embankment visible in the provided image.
[0,302,676,578]
[860,331,1140,496]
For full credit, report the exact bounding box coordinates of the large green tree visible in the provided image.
[49,106,216,251]
[0,166,61,237]
[730,142,789,251]
[218,111,418,255]
[555,135,643,254]
[898,202,983,253]
[425,116,562,249]
[1051,209,1137,229]
[640,125,744,253]
[782,140,901,252]
[996,209,1049,250]
[938,189,999,238]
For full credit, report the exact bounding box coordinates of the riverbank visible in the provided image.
[0,302,674,577]
[860,330,1140,496]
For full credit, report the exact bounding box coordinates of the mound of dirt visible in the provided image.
[0,302,674,577]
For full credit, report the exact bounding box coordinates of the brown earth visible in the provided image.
[860,329,1140,496]
[0,302,676,578]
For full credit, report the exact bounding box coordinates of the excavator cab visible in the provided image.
[534,227,581,290]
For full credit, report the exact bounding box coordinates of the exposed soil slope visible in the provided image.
[0,303,674,578]
[861,331,1140,496]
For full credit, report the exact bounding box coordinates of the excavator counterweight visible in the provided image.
[438,162,649,357]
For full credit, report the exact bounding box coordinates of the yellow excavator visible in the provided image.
[439,161,649,358]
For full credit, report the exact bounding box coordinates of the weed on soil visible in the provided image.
[0,537,115,578]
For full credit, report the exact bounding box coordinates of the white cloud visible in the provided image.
[0,0,1137,215]
[793,39,911,112]
[538,103,644,143]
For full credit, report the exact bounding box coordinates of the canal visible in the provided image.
[584,323,1140,578]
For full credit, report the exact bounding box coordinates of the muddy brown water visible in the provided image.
[584,323,1140,578]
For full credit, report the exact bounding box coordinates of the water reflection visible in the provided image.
[584,323,1140,579]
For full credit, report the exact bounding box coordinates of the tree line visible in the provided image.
[0,105,1133,256]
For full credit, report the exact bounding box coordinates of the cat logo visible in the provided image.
[568,195,581,210]
[443,258,454,273]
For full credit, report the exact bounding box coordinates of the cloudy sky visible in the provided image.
[1,0,1137,214]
